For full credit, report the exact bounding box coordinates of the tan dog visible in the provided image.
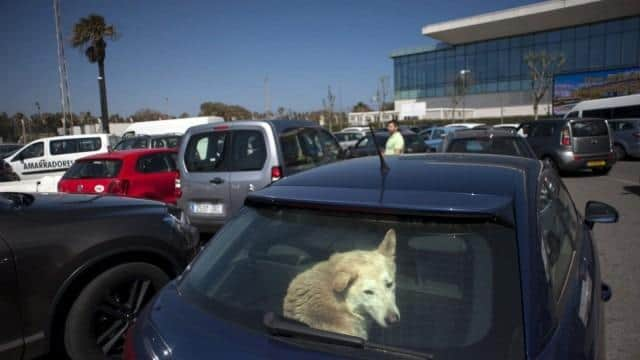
[283,229,400,340]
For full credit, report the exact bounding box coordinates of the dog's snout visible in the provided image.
[385,312,399,324]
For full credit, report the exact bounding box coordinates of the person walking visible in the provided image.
[384,119,404,155]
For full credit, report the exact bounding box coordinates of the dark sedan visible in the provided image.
[443,128,537,158]
[0,193,198,359]
[346,130,427,158]
[128,154,615,359]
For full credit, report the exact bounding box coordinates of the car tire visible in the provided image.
[613,144,626,161]
[64,262,169,360]
[592,167,611,176]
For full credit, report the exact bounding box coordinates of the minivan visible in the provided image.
[177,119,342,233]
[518,118,615,174]
[3,134,112,180]
[564,93,640,119]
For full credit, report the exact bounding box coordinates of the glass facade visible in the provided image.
[393,16,640,100]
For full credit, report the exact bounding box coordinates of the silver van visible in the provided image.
[177,120,342,233]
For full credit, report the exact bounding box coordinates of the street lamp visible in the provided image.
[459,69,471,121]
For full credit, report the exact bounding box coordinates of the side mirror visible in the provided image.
[584,201,618,229]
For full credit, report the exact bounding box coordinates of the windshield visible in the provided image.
[63,159,122,179]
[180,206,524,359]
[448,138,526,157]
[571,120,609,137]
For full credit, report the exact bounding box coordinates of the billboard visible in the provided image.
[552,67,640,115]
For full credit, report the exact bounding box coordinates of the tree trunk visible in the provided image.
[533,101,539,121]
[97,60,110,133]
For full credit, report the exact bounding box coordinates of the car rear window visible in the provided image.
[180,206,524,359]
[63,159,122,179]
[571,120,609,137]
[279,128,340,174]
[448,138,524,156]
[184,132,227,172]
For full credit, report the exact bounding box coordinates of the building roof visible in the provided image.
[422,0,640,45]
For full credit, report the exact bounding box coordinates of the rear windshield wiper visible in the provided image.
[263,312,433,360]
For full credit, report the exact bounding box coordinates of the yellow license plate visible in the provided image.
[587,160,606,167]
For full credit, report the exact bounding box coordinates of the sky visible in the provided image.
[0,0,538,117]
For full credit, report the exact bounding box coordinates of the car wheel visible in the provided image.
[592,167,611,176]
[64,262,169,359]
[613,144,626,161]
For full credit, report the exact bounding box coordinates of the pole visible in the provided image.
[98,60,110,133]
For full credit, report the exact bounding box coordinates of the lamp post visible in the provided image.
[459,69,471,121]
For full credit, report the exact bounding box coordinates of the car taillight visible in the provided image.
[561,127,571,146]
[271,166,282,182]
[174,176,182,198]
[108,179,129,195]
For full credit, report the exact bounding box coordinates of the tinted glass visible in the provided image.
[571,120,609,137]
[230,130,266,171]
[531,124,555,137]
[611,105,640,119]
[17,142,44,160]
[151,136,181,149]
[280,128,340,174]
[181,207,524,359]
[184,132,227,172]
[63,159,122,179]
[114,137,149,150]
[137,153,175,173]
[448,138,524,156]
[50,138,102,155]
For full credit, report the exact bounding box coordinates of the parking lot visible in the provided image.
[563,160,640,360]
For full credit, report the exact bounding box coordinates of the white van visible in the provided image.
[122,116,224,138]
[564,93,640,119]
[3,134,111,180]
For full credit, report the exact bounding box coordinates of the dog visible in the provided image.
[283,229,400,340]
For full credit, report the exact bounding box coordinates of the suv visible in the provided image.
[608,119,640,160]
[178,119,342,233]
[519,118,615,174]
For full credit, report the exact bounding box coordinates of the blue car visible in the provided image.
[126,154,615,359]
[420,126,463,152]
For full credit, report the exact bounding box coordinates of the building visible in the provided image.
[347,110,399,126]
[391,0,640,121]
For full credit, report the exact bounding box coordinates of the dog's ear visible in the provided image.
[377,229,396,258]
[333,270,357,293]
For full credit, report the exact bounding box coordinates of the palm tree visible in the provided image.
[71,14,117,133]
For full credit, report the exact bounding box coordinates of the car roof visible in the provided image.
[187,119,320,135]
[78,148,176,161]
[449,128,519,139]
[247,154,541,224]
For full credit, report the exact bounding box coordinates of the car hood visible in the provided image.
[146,284,344,359]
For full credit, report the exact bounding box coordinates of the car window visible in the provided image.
[230,130,267,171]
[566,111,578,118]
[582,108,611,119]
[538,174,578,302]
[355,137,369,148]
[184,132,228,172]
[151,136,181,149]
[137,153,175,173]
[610,105,640,119]
[432,129,444,138]
[63,159,122,179]
[611,121,635,132]
[50,138,102,155]
[16,142,44,160]
[114,137,149,150]
[531,124,555,137]
[571,120,609,137]
[448,138,523,156]
[180,206,524,359]
[279,128,340,174]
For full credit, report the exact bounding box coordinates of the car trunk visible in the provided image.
[58,178,118,194]
[570,120,611,155]
[58,159,124,194]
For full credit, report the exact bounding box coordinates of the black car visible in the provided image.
[443,128,537,158]
[346,130,427,158]
[0,193,198,359]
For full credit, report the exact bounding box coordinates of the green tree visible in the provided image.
[199,102,251,121]
[71,14,117,133]
[131,108,168,122]
[352,101,371,113]
[178,112,190,118]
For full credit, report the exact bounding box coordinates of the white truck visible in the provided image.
[121,116,224,138]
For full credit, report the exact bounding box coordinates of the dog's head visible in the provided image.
[332,229,400,329]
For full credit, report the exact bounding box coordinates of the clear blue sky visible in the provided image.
[0,0,537,117]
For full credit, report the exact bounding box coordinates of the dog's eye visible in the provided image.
[364,290,374,295]
[386,282,393,289]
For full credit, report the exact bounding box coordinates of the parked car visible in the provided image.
[58,148,180,204]
[519,118,615,174]
[443,128,537,158]
[0,192,198,359]
[113,134,182,151]
[563,93,640,119]
[333,131,365,150]
[608,118,640,160]
[444,122,485,129]
[121,116,224,138]
[3,134,112,181]
[178,119,342,233]
[419,126,463,151]
[128,153,615,359]
[0,144,22,158]
[345,130,426,158]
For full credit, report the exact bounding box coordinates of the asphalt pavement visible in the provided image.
[563,160,640,360]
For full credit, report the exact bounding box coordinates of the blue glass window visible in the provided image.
[621,31,638,65]
[605,32,622,67]
[575,38,589,70]
[589,35,605,69]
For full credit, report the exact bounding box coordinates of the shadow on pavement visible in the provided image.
[623,186,640,196]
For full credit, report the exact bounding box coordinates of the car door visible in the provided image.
[8,141,45,180]
[180,130,231,221]
[0,236,22,360]
[228,128,270,216]
[134,153,179,203]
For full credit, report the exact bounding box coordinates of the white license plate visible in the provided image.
[191,202,224,215]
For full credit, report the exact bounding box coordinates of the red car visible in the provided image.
[58,148,180,204]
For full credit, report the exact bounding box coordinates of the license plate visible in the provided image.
[191,202,224,215]
[587,160,606,167]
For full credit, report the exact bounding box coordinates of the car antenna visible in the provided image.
[368,123,389,175]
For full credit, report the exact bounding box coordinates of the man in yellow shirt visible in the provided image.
[384,120,404,155]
